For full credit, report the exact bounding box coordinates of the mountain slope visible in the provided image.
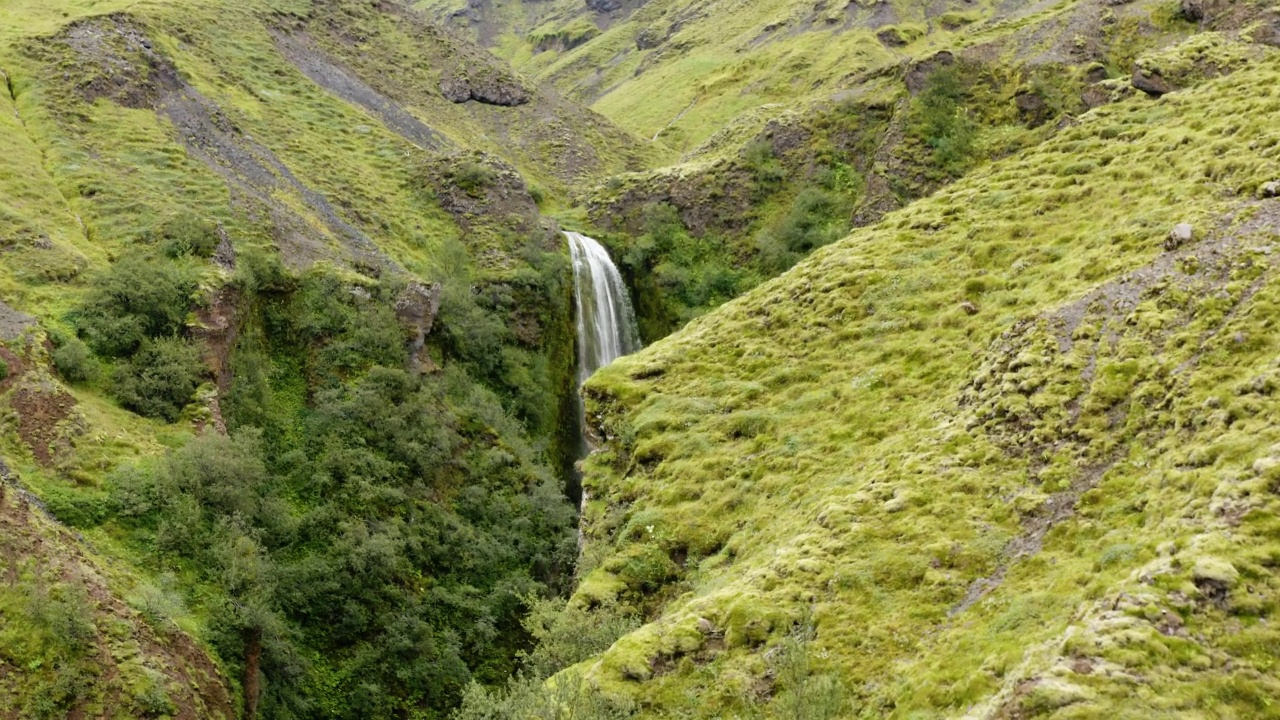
[0,0,654,715]
[416,0,1212,153]
[573,56,1280,716]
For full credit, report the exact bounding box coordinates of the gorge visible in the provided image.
[1,0,1279,717]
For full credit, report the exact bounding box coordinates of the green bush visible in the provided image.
[43,485,111,528]
[757,187,850,272]
[743,140,785,189]
[111,337,205,421]
[455,161,498,196]
[0,357,7,381]
[910,66,978,178]
[150,212,221,258]
[769,629,847,720]
[52,338,98,383]
[290,272,406,382]
[453,671,635,720]
[73,253,194,358]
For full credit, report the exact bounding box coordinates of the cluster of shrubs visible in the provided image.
[54,213,219,421]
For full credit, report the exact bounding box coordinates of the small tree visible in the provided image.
[111,337,205,421]
[52,338,98,383]
[74,254,194,358]
[153,212,221,258]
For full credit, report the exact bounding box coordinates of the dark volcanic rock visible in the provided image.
[877,27,909,46]
[636,26,663,49]
[440,67,530,106]
[905,51,955,94]
[1132,67,1174,96]
[396,281,443,371]
[1015,90,1050,127]
[1251,12,1280,46]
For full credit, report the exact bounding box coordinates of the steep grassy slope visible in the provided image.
[0,0,654,715]
[573,55,1280,717]
[416,0,1211,153]
[430,0,1258,342]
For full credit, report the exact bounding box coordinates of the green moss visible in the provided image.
[570,60,1280,716]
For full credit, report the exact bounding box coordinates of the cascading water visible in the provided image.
[566,231,642,512]
[566,231,642,386]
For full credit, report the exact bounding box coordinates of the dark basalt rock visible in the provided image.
[905,51,955,94]
[1179,0,1204,22]
[1015,89,1050,127]
[1131,67,1174,96]
[396,281,443,371]
[636,26,663,49]
[440,69,531,106]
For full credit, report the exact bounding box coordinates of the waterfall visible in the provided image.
[565,231,641,517]
[566,231,642,387]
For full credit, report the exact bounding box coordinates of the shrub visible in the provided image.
[43,485,111,528]
[111,337,205,421]
[527,183,546,207]
[518,598,640,680]
[743,140,785,189]
[455,161,498,196]
[151,212,221,258]
[910,66,978,178]
[52,338,98,383]
[73,254,194,357]
[757,187,850,271]
[0,357,7,381]
[453,671,635,720]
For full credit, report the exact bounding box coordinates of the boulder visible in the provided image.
[1250,12,1280,47]
[1179,0,1204,22]
[1165,223,1194,250]
[440,68,530,107]
[1081,85,1111,110]
[396,281,443,371]
[212,225,237,272]
[1132,68,1174,97]
[1262,181,1280,198]
[877,27,909,46]
[1014,90,1050,127]
[635,26,663,49]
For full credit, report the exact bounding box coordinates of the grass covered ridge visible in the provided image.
[0,0,651,715]
[574,56,1280,716]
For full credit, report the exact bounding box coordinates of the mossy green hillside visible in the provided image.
[0,0,654,714]
[418,0,1207,154]
[573,57,1280,716]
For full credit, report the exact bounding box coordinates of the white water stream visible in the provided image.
[566,231,642,386]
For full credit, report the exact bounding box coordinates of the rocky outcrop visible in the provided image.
[905,51,954,94]
[395,281,443,371]
[1165,222,1194,250]
[0,300,34,341]
[440,66,530,106]
[1131,67,1174,96]
[1180,0,1205,23]
[1015,89,1051,127]
[636,26,664,49]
